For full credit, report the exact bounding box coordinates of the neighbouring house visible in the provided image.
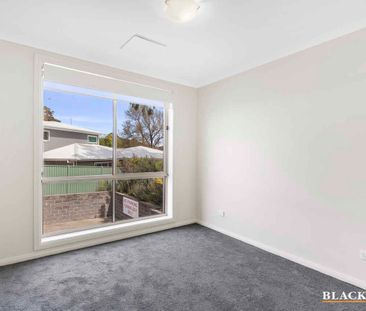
[43,143,163,166]
[43,121,100,152]
[43,121,163,167]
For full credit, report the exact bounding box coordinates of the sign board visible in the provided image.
[123,197,139,218]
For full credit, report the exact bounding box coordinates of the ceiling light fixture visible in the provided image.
[165,0,200,23]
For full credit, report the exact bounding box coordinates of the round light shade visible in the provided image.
[165,0,200,23]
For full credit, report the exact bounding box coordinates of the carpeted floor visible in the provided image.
[0,224,363,311]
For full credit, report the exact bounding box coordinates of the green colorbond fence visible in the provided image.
[44,165,112,177]
[43,165,112,196]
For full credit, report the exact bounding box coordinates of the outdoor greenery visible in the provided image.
[100,103,164,205]
[97,158,163,206]
[97,178,163,206]
[99,103,164,149]
[117,178,163,206]
[118,157,163,173]
[99,134,143,148]
[44,106,60,122]
[120,103,164,148]
[45,101,164,206]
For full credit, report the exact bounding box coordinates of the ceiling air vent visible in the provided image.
[120,34,167,50]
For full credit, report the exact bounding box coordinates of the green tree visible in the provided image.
[43,106,60,122]
[120,103,164,148]
[99,134,113,147]
[99,133,143,148]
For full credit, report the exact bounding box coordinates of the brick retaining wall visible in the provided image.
[43,191,112,225]
[43,191,163,225]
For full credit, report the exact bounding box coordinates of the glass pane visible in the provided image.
[43,83,113,177]
[115,178,164,221]
[87,135,98,143]
[42,180,112,236]
[116,101,164,173]
[43,131,50,141]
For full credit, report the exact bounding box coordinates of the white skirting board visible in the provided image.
[0,219,196,267]
[198,221,366,290]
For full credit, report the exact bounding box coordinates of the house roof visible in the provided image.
[44,143,163,161]
[119,146,163,159]
[43,121,101,135]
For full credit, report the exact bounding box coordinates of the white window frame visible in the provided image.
[43,130,50,142]
[34,54,174,251]
[87,134,98,144]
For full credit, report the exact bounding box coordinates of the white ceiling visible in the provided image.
[0,0,366,87]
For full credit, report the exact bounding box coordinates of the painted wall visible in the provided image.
[1,28,366,289]
[197,29,366,287]
[44,129,92,151]
[0,39,197,263]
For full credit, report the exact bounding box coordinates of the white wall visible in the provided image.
[1,27,365,289]
[197,29,366,288]
[0,40,197,263]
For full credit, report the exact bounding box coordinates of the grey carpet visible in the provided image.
[0,224,363,311]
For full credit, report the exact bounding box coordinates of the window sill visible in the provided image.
[38,215,174,250]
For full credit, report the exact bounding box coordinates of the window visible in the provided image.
[87,135,98,144]
[43,130,50,141]
[94,162,112,167]
[39,63,170,238]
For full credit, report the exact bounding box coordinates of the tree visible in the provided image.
[120,103,164,148]
[99,134,113,147]
[44,106,60,122]
[99,133,143,148]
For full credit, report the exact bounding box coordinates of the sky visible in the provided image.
[44,89,128,135]
[43,82,165,136]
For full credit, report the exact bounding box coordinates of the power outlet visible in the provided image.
[218,210,225,217]
[360,250,366,261]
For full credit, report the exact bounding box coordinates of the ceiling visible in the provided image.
[0,0,366,87]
